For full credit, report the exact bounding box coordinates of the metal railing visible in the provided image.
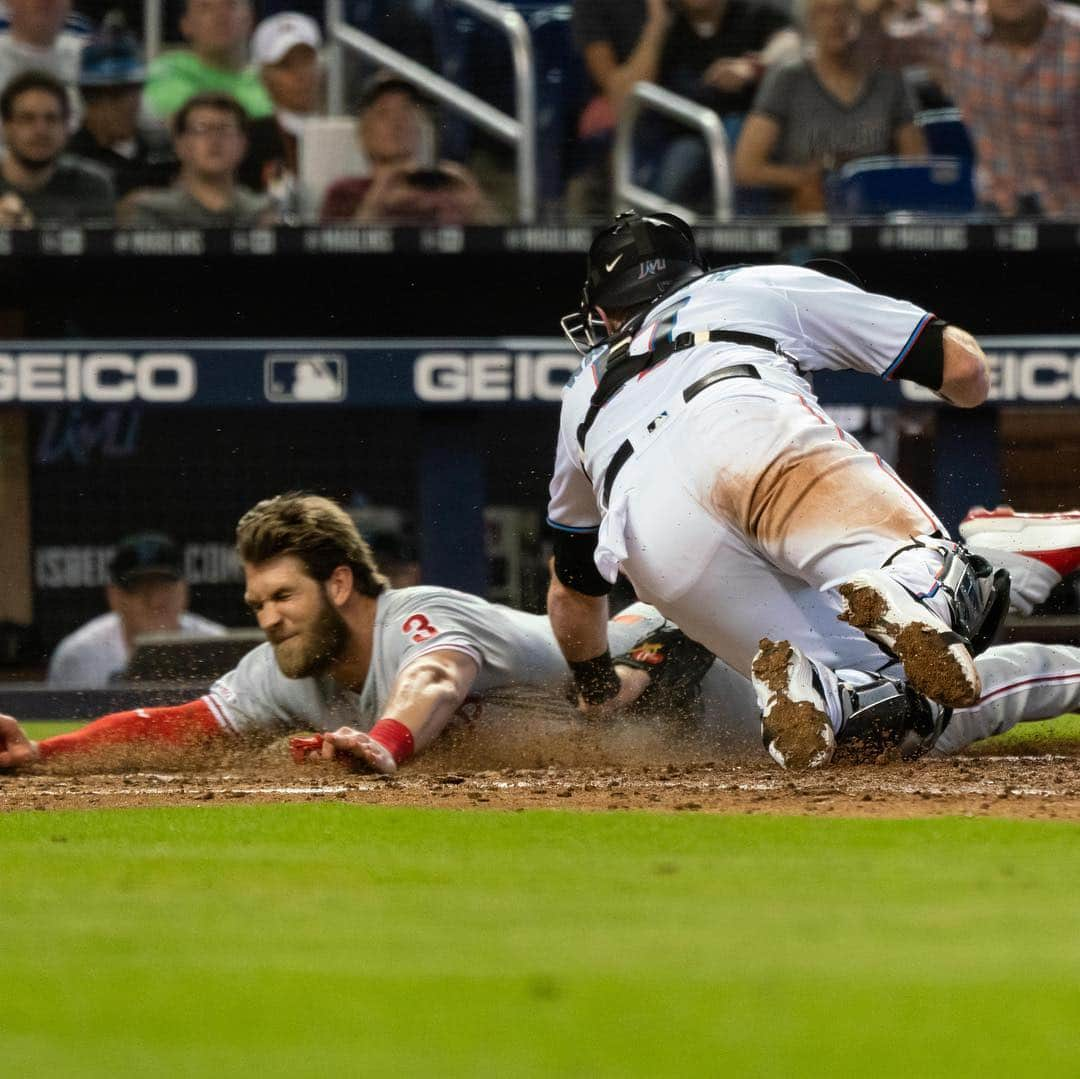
[140,0,536,220]
[143,0,163,60]
[614,82,733,223]
[325,0,537,223]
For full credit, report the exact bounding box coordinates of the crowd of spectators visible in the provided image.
[733,0,924,212]
[0,0,1077,225]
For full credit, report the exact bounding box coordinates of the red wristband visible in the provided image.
[368,718,415,765]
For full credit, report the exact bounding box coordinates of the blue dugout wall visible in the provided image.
[5,334,1080,649]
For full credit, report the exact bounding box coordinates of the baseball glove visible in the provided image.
[614,625,717,720]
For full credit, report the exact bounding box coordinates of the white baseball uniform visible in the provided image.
[548,264,1080,745]
[48,611,227,689]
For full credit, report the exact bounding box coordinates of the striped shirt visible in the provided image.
[881,1,1080,213]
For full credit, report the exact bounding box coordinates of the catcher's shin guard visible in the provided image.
[902,538,1011,654]
[944,547,1011,653]
[840,540,1008,708]
[837,675,951,760]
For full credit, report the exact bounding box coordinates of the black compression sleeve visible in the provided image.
[552,528,612,596]
[891,318,946,391]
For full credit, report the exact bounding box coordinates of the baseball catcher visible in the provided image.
[546,210,1080,768]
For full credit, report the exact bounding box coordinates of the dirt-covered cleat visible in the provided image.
[838,570,981,708]
[959,506,1080,580]
[752,638,836,770]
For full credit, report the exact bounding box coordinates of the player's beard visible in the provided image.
[272,592,349,679]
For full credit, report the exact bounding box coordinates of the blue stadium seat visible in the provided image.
[432,2,584,203]
[826,155,976,216]
[915,108,975,161]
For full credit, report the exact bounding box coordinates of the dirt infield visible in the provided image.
[5,701,1080,819]
[3,755,1080,819]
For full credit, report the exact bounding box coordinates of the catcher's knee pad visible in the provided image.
[893,537,1011,654]
[838,674,951,759]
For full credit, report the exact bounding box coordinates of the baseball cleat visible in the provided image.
[959,506,1080,579]
[838,570,980,708]
[752,638,836,770]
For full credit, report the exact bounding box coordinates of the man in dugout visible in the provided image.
[47,531,226,689]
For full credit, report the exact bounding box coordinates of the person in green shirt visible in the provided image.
[144,0,272,120]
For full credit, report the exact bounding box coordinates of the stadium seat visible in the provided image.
[432,2,586,203]
[826,155,976,216]
[915,108,975,161]
[297,116,371,220]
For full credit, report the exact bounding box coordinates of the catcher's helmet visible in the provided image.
[561,210,708,354]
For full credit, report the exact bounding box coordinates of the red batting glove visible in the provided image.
[289,734,324,763]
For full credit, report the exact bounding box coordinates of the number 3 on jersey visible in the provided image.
[403,613,439,643]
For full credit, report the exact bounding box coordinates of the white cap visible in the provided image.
[251,12,322,66]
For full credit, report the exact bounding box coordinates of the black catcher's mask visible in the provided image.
[561,210,708,354]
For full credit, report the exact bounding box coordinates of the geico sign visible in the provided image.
[413,352,578,402]
[901,351,1080,403]
[0,353,196,403]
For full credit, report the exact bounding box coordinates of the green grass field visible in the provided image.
[5,714,1079,1075]
[2,804,1079,1077]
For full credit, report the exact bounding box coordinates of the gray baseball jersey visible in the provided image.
[205,585,667,735]
[202,585,1080,756]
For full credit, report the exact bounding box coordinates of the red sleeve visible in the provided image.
[37,699,225,760]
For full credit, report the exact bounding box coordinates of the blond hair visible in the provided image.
[236,493,388,597]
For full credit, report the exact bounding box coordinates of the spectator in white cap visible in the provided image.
[239,10,321,213]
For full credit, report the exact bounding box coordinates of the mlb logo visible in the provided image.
[264,354,347,402]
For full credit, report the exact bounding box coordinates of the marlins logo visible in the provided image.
[264,353,347,402]
[638,257,667,279]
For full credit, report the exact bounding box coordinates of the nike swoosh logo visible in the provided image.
[605,255,623,272]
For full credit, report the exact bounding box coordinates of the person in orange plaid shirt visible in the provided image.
[859,0,1080,215]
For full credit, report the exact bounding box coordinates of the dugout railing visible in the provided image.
[324,0,538,223]
[613,81,735,224]
[140,0,539,221]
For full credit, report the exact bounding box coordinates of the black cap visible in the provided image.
[110,532,183,588]
[584,211,707,313]
[357,73,425,113]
